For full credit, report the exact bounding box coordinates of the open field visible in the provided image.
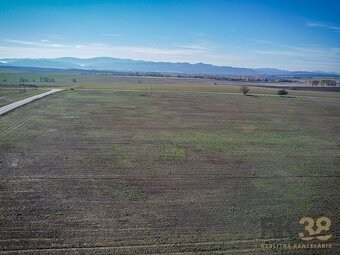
[0,77,339,254]
[0,71,316,87]
[1,71,339,93]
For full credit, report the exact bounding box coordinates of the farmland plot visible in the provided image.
[0,87,339,254]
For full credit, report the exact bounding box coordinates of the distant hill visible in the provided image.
[0,57,338,76]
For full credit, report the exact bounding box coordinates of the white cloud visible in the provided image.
[306,21,340,31]
[252,39,340,57]
[251,39,325,54]
[254,50,303,57]
[178,44,207,51]
[254,47,340,60]
[4,39,66,48]
[0,42,207,62]
[177,39,219,52]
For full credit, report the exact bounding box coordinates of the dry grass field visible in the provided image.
[0,78,339,254]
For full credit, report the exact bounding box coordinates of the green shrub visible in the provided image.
[277,89,288,96]
[240,86,249,95]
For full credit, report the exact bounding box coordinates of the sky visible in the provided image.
[0,0,340,72]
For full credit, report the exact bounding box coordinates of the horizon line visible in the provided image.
[1,56,339,74]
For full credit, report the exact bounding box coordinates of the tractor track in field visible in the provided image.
[0,237,291,254]
[4,174,338,180]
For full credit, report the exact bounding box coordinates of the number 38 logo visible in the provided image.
[299,216,332,241]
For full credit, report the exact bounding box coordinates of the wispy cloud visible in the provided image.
[306,21,340,31]
[1,38,339,72]
[251,39,340,56]
[177,39,218,52]
[4,39,65,48]
[254,50,303,57]
[250,39,324,54]
[254,45,340,60]
[0,40,215,63]
[179,44,207,51]
[101,33,123,37]
[250,39,340,71]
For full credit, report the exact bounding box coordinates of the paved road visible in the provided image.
[0,89,63,116]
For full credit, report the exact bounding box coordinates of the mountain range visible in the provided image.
[0,57,337,76]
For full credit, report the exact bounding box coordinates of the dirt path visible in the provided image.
[0,89,63,116]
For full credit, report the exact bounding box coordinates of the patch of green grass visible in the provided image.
[102,182,143,201]
[122,183,143,201]
[174,149,187,158]
[46,212,64,220]
[253,179,268,192]
[236,123,272,133]
[141,229,169,245]
[155,234,168,245]
[110,144,139,171]
[176,132,234,150]
[157,131,236,156]
[0,214,6,225]
[252,178,315,220]
[253,179,315,200]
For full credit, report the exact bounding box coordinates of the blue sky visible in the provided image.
[0,0,339,71]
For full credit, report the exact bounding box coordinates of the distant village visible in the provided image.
[308,79,338,87]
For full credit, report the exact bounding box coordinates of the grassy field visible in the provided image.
[0,77,339,254]
[0,72,75,84]
[0,71,310,88]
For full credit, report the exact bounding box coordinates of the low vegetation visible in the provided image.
[277,89,288,96]
[240,85,250,95]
